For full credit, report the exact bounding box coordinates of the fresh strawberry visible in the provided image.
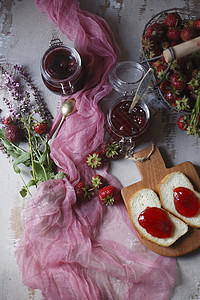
[34,122,47,134]
[152,56,167,68]
[163,89,179,104]
[142,35,161,58]
[5,125,21,143]
[180,27,196,41]
[91,175,107,189]
[167,27,180,41]
[146,22,166,38]
[100,140,119,159]
[74,181,93,201]
[86,151,102,169]
[98,185,121,205]
[4,116,13,125]
[175,96,190,111]
[193,18,200,31]
[164,12,182,27]
[159,80,168,93]
[155,64,168,79]
[170,73,187,90]
[187,69,200,90]
[177,115,188,130]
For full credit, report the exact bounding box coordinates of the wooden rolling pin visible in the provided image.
[163,36,200,63]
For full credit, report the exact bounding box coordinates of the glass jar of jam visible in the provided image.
[41,39,84,95]
[106,61,151,155]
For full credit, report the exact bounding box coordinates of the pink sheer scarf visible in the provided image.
[15,1,176,299]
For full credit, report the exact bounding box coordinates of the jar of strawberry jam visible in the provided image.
[106,61,151,154]
[41,39,84,95]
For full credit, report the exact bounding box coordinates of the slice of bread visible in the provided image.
[128,188,188,247]
[158,171,200,227]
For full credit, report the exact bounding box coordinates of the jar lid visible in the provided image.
[109,61,149,95]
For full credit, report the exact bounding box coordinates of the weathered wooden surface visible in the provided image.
[0,0,200,299]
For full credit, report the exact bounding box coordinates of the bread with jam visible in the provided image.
[158,171,200,227]
[127,188,188,247]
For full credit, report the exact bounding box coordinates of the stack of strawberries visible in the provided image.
[142,10,200,133]
[142,12,200,109]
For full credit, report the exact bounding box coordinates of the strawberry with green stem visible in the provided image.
[91,174,107,189]
[98,185,121,205]
[175,96,191,111]
[86,151,102,169]
[177,115,188,130]
[186,93,200,139]
[34,122,48,134]
[100,141,119,159]
[75,181,94,201]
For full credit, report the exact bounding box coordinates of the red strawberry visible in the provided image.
[170,73,187,90]
[100,140,119,159]
[146,22,166,38]
[98,185,121,205]
[193,19,200,31]
[86,151,102,169]
[91,175,107,189]
[34,122,47,134]
[155,64,168,79]
[180,27,196,41]
[159,80,168,93]
[74,181,93,201]
[142,35,161,58]
[4,116,13,125]
[5,125,21,143]
[177,115,188,130]
[163,89,178,104]
[164,12,182,27]
[167,27,180,41]
[187,69,200,90]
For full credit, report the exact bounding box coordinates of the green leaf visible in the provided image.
[39,139,48,165]
[13,152,31,173]
[19,187,27,198]
[54,171,67,180]
[1,138,15,151]
[27,179,36,187]
[32,161,47,183]
[13,163,21,174]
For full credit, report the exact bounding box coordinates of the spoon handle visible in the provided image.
[48,115,65,146]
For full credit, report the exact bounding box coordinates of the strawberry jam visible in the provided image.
[106,98,150,141]
[173,187,200,217]
[138,207,174,238]
[41,45,84,95]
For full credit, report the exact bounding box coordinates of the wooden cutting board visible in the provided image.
[121,145,200,257]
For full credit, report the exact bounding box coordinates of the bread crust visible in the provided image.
[158,172,200,227]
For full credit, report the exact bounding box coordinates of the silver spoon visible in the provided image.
[48,98,76,146]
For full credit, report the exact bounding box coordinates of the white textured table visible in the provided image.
[0,1,200,299]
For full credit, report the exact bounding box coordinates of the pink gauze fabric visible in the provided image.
[15,1,177,299]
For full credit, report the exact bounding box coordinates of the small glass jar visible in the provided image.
[41,39,84,95]
[106,61,151,154]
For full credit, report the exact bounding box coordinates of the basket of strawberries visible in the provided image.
[142,8,200,136]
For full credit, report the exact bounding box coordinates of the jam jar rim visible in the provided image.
[41,44,82,84]
[106,96,150,140]
[109,61,147,95]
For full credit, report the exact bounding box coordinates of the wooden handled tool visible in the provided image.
[163,36,200,63]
